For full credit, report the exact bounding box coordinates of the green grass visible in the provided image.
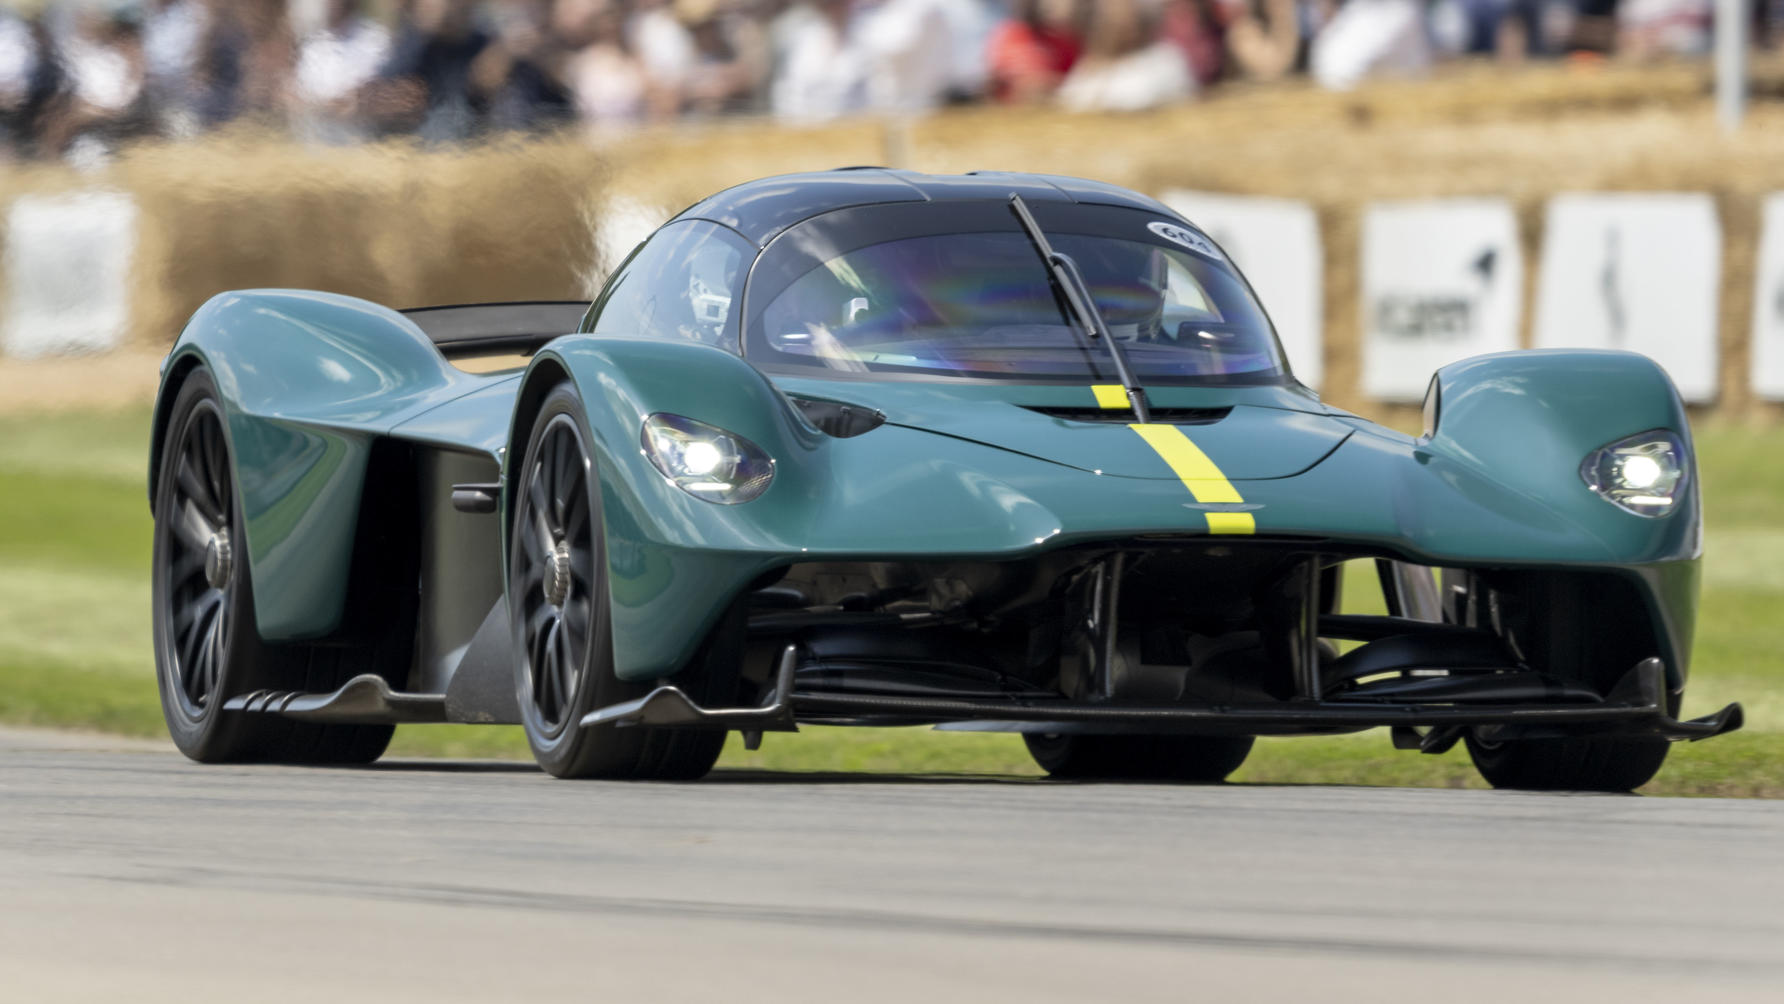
[1,407,1778,796]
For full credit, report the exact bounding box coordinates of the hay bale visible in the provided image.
[116,133,607,342]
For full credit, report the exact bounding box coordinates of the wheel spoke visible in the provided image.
[562,486,590,542]
[568,544,594,581]
[562,595,590,639]
[176,453,221,526]
[532,510,555,565]
[186,637,209,704]
[175,588,221,638]
[201,613,225,704]
[525,599,556,641]
[553,620,576,710]
[201,419,231,514]
[173,499,215,552]
[536,618,561,721]
[180,599,215,702]
[527,463,551,530]
[170,549,207,590]
[550,434,573,528]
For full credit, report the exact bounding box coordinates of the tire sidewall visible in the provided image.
[510,385,637,776]
[152,369,260,760]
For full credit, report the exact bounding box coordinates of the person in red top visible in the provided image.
[986,0,1086,104]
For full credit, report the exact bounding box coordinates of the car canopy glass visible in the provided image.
[742,201,1290,385]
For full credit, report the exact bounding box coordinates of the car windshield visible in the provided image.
[747,228,1286,384]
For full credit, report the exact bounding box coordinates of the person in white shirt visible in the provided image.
[290,0,393,142]
[1308,0,1432,91]
[770,0,867,122]
[858,0,954,115]
[629,0,697,113]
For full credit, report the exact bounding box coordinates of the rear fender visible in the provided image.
[152,290,466,640]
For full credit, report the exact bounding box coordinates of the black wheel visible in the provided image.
[152,368,393,764]
[509,383,730,780]
[1024,733,1254,782]
[1465,733,1669,792]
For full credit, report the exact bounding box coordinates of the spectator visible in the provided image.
[859,0,955,115]
[470,0,574,133]
[45,3,153,161]
[937,0,1003,102]
[558,0,651,129]
[1618,0,1712,57]
[629,0,697,114]
[679,0,773,117]
[190,0,293,129]
[1221,0,1313,81]
[986,0,1085,104]
[1160,0,1225,85]
[142,0,208,135]
[365,0,490,141]
[770,0,867,122]
[289,0,392,143]
[1057,0,1195,112]
[1439,0,1550,58]
[0,8,43,156]
[1308,0,1433,90]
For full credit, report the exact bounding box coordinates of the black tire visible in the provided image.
[509,383,730,780]
[1465,733,1669,792]
[1024,733,1254,782]
[152,368,393,764]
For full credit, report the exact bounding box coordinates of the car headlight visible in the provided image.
[641,413,774,504]
[1580,430,1687,517]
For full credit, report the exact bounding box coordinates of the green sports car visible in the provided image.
[147,169,1740,788]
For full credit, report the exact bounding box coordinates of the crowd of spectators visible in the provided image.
[0,0,1775,162]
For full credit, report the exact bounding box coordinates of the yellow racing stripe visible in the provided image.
[1127,423,1257,535]
[1092,384,1129,410]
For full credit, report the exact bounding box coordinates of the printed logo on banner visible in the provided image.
[1360,200,1522,401]
[1750,194,1784,401]
[1158,191,1323,389]
[1534,193,1720,403]
[1374,248,1501,341]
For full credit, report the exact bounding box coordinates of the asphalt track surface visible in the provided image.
[2,729,1781,1003]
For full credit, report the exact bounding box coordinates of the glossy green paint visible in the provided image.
[155,290,1701,688]
[151,290,513,639]
[766,377,1350,479]
[525,338,1701,682]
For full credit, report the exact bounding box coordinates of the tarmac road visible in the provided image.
[2,729,1781,1003]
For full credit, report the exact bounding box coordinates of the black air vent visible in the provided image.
[790,396,887,438]
[1022,406,1230,425]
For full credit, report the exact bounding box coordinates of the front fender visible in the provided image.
[1424,349,1699,565]
[509,337,826,680]
[1421,348,1701,682]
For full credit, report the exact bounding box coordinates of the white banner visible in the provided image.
[1360,199,1523,401]
[2,190,138,358]
[1533,193,1720,403]
[1751,193,1784,400]
[1160,190,1324,388]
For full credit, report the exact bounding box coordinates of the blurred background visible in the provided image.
[0,0,1780,792]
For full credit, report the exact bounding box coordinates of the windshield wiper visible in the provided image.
[1007,193,1151,423]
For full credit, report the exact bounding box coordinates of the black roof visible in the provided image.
[671,169,1185,247]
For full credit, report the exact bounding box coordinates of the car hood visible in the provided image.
[768,377,1352,481]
